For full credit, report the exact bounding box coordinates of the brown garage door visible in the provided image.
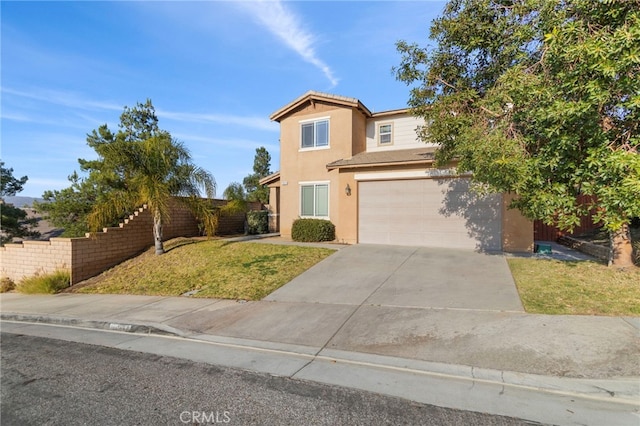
[358,178,503,250]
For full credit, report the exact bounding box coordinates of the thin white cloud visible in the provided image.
[173,132,280,152]
[2,86,278,132]
[1,86,123,113]
[0,112,33,122]
[239,0,339,87]
[158,110,278,132]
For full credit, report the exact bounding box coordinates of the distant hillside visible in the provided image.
[2,196,44,208]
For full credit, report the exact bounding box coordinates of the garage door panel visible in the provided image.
[359,178,502,251]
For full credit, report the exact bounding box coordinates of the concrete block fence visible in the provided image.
[558,235,610,262]
[0,199,262,285]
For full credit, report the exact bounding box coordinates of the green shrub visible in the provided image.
[247,210,269,235]
[0,277,16,293]
[291,219,335,242]
[17,270,70,294]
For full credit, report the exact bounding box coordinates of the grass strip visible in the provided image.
[508,258,640,316]
[76,239,335,300]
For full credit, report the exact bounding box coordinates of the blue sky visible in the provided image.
[1,1,445,198]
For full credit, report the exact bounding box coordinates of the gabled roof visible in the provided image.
[270,91,373,122]
[326,147,438,170]
[259,171,281,186]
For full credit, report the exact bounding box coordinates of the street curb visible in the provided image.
[3,312,638,406]
[3,315,639,426]
[0,313,187,337]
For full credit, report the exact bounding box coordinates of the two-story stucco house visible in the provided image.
[261,91,533,252]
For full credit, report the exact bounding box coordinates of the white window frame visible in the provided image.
[299,117,330,151]
[378,122,393,145]
[299,181,330,218]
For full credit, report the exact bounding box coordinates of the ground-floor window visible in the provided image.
[300,182,329,218]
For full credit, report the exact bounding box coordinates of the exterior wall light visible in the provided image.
[345,183,351,196]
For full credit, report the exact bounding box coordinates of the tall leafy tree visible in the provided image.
[1,161,39,245]
[39,101,217,254]
[243,147,272,204]
[396,0,640,267]
[36,100,162,236]
[87,132,216,254]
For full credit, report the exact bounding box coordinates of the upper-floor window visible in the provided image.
[300,118,329,149]
[378,123,393,145]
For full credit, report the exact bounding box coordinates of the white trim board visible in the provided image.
[354,169,471,181]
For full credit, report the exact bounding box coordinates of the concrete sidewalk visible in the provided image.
[1,243,639,425]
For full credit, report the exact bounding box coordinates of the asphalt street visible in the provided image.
[1,332,536,426]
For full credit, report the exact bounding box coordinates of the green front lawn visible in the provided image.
[508,258,640,316]
[74,236,639,315]
[75,239,335,300]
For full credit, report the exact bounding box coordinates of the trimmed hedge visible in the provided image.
[247,210,269,235]
[291,218,335,242]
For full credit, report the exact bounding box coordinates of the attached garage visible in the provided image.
[358,177,503,251]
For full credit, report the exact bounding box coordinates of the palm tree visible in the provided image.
[87,132,216,254]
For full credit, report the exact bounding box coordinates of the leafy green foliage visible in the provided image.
[247,210,269,235]
[291,218,335,242]
[1,161,28,197]
[87,129,217,254]
[223,182,246,201]
[17,270,70,294]
[243,146,271,204]
[396,0,640,265]
[0,204,39,245]
[34,171,100,237]
[36,100,217,253]
[1,161,39,244]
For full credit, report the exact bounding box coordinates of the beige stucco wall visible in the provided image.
[266,185,280,233]
[273,96,533,251]
[337,170,359,244]
[365,113,428,152]
[502,193,534,252]
[277,102,365,239]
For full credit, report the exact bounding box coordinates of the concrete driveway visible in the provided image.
[265,244,524,312]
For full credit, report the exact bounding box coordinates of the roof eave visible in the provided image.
[259,171,281,186]
[326,158,436,171]
[371,108,411,118]
[270,91,372,122]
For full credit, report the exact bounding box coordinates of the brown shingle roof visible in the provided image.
[326,147,438,170]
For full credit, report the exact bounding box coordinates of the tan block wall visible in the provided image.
[1,199,259,285]
[70,205,156,284]
[212,199,262,236]
[0,238,73,283]
[502,193,534,252]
